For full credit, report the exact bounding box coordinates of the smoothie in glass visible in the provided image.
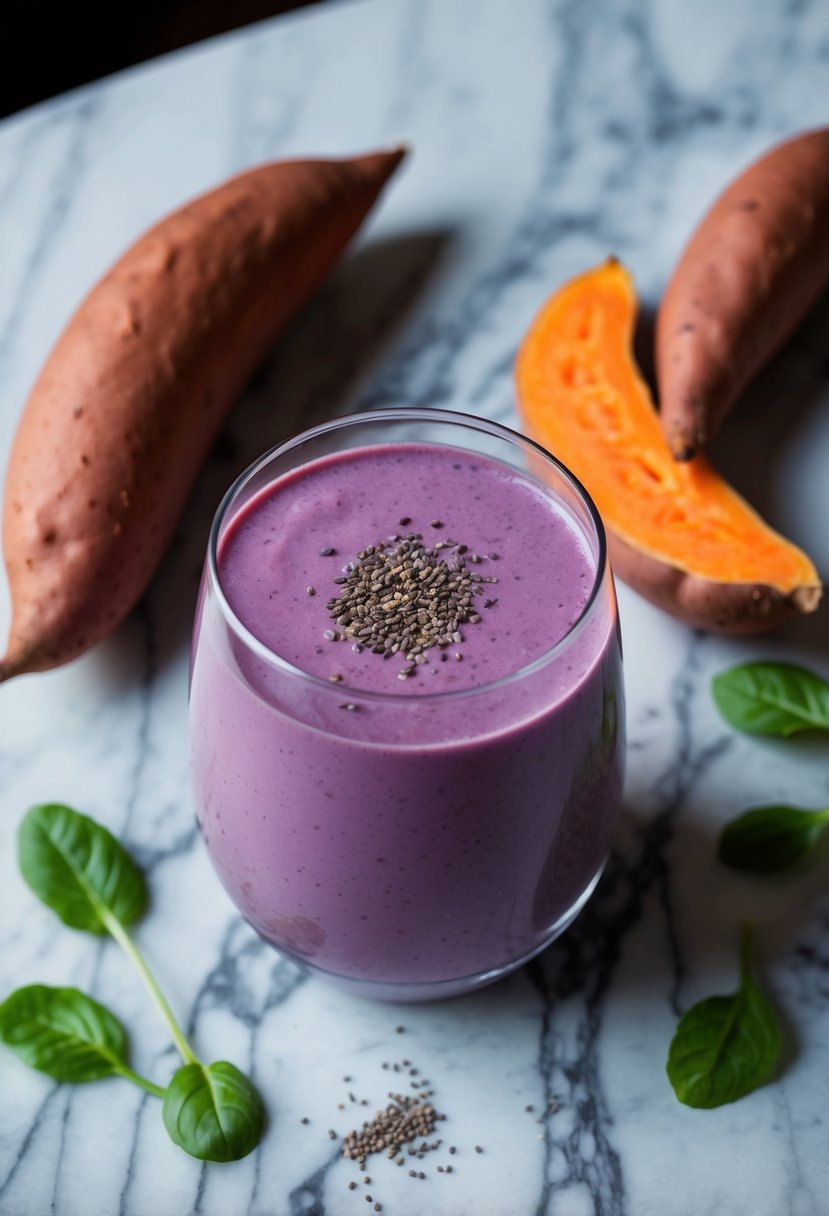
[189,410,624,1000]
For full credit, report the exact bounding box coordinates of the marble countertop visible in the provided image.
[2,1,829,1213]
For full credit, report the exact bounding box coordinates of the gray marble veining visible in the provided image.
[1,1,829,1213]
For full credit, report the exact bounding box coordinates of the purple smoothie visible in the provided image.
[190,430,624,997]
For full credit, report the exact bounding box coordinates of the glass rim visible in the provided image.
[206,407,610,705]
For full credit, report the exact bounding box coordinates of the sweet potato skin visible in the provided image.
[1,150,405,680]
[656,127,829,459]
[608,533,821,636]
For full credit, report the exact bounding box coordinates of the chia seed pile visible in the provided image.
[316,1044,462,1210]
[319,523,499,679]
[342,1089,442,1167]
[298,1029,564,1210]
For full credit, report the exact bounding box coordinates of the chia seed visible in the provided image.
[325,531,498,668]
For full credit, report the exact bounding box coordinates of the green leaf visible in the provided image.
[712,662,829,737]
[666,927,781,1108]
[162,1061,265,1162]
[19,804,146,934]
[719,804,829,873]
[0,985,128,1083]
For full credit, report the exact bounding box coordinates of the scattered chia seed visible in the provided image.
[430,519,442,528]
[335,1052,489,1205]
[339,703,358,712]
[301,1117,309,1124]
[320,546,336,556]
[306,586,316,596]
[329,673,343,683]
[399,516,411,526]
[328,1129,337,1140]
[396,1026,405,1033]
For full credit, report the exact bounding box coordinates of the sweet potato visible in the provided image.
[657,126,829,459]
[515,260,822,634]
[0,149,406,681]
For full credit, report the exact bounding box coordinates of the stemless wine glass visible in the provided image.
[189,408,625,1001]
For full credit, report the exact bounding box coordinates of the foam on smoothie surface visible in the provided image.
[217,443,595,694]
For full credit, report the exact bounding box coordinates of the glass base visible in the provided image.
[254,859,606,1003]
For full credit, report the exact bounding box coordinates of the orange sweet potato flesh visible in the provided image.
[1,149,406,680]
[515,259,823,634]
[657,127,829,460]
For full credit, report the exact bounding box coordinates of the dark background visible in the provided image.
[2,1,320,119]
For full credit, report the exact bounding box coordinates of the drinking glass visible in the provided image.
[189,408,625,1001]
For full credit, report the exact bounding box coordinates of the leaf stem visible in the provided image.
[101,909,198,1066]
[115,1062,166,1099]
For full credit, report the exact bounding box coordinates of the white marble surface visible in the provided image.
[2,1,829,1213]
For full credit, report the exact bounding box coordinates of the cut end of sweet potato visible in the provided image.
[515,259,823,634]
[791,583,823,615]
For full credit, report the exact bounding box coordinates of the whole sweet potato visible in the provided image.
[656,127,829,459]
[1,149,406,681]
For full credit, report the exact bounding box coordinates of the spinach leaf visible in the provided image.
[163,1061,265,1161]
[0,984,128,1083]
[719,804,829,873]
[8,803,265,1158]
[18,803,146,933]
[712,662,829,737]
[666,925,781,1108]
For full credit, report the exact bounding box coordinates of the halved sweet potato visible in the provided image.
[515,259,822,634]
